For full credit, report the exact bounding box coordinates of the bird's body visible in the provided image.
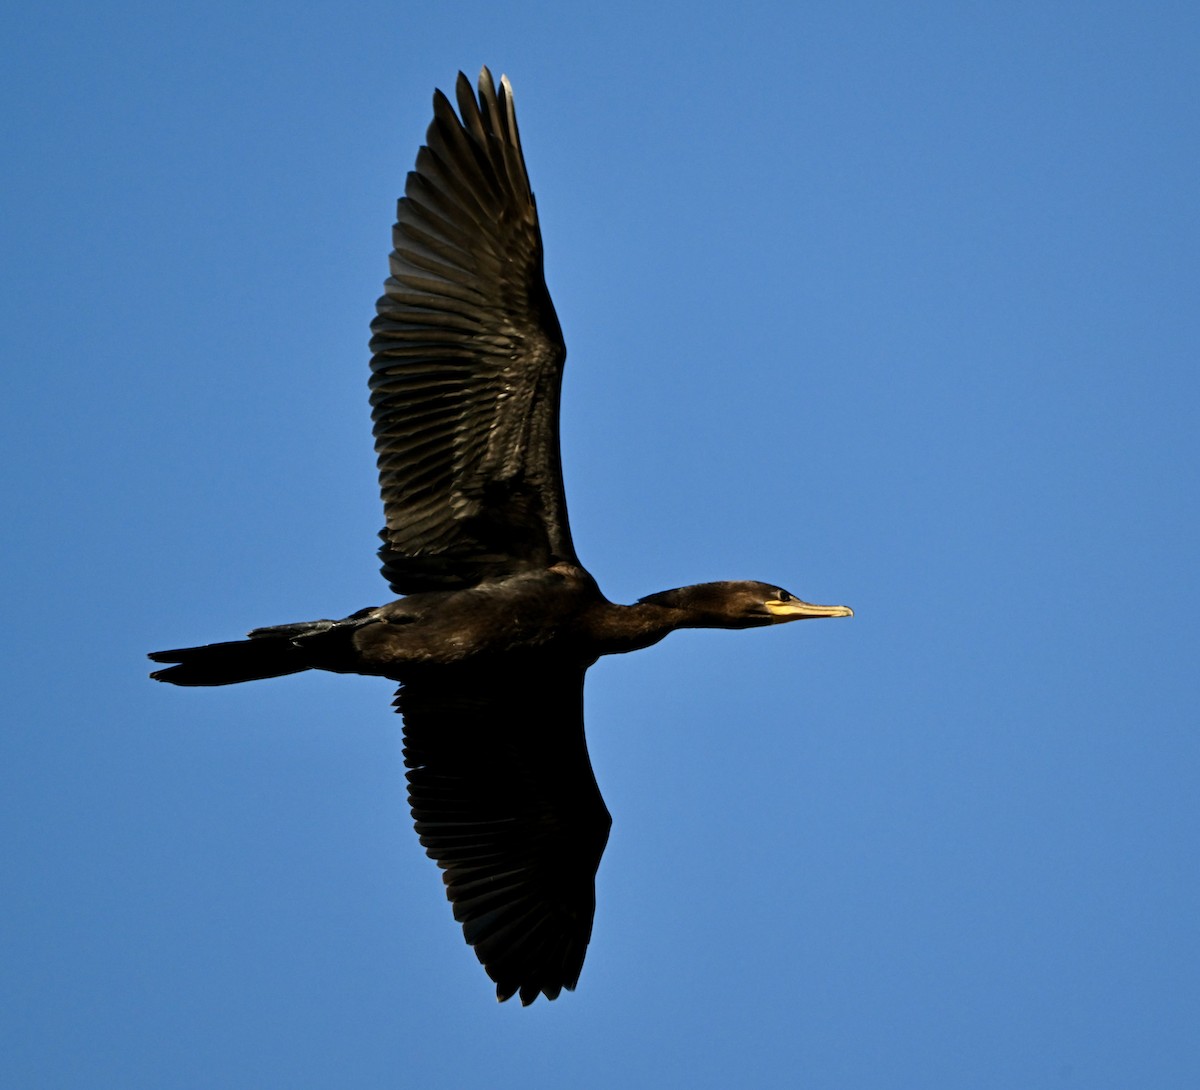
[150,69,851,1006]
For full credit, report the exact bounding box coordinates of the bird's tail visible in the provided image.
[148,620,338,687]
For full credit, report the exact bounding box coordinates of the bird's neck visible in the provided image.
[585,597,701,656]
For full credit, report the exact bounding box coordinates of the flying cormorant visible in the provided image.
[149,68,852,1005]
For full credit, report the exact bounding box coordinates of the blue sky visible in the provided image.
[3,2,1198,1087]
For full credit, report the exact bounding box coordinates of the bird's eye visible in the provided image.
[777,590,793,602]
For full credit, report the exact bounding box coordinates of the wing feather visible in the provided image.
[396,658,611,1005]
[370,68,575,593]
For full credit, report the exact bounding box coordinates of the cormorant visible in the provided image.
[149,68,852,1005]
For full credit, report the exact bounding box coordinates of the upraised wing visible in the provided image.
[396,657,611,1005]
[369,68,576,593]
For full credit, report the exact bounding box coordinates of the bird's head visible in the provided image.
[638,580,853,630]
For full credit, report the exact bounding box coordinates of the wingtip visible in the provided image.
[477,64,508,88]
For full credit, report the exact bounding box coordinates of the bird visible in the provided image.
[148,67,852,1006]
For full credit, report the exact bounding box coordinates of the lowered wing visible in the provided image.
[396,657,611,1004]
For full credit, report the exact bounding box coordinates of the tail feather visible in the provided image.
[149,633,313,687]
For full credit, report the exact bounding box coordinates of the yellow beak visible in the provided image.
[764,599,854,620]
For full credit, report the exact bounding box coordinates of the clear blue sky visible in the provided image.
[3,2,1198,1087]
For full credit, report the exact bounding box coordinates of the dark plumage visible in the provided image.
[149,68,852,1006]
